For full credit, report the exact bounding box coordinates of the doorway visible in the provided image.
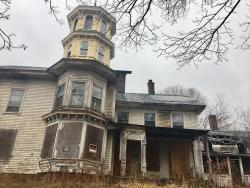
[113,131,121,176]
[230,158,242,186]
[126,140,141,177]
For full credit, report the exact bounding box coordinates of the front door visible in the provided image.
[126,140,141,177]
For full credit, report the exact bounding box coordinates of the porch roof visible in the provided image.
[145,127,209,139]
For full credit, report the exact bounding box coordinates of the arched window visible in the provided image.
[80,41,88,56]
[97,46,105,62]
[84,15,93,30]
[100,20,107,34]
[73,18,78,31]
[67,44,72,58]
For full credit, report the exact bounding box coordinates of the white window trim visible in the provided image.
[4,88,27,115]
[170,112,185,128]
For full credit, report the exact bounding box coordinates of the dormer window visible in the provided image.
[97,46,105,62]
[80,41,88,56]
[54,84,65,109]
[100,20,107,34]
[84,15,93,30]
[73,18,78,31]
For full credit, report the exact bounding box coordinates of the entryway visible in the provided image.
[126,140,141,177]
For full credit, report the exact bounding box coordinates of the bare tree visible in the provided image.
[2,0,250,67]
[0,0,26,51]
[161,85,207,104]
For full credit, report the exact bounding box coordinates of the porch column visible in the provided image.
[192,139,204,175]
[120,137,126,176]
[141,139,147,176]
[239,157,244,183]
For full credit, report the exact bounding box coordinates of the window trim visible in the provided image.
[144,112,156,127]
[53,83,66,110]
[171,113,185,128]
[69,81,86,107]
[5,88,26,114]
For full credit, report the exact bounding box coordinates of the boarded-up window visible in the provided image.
[242,157,250,175]
[6,89,25,113]
[55,122,83,159]
[83,125,104,161]
[41,124,58,159]
[0,129,17,161]
[146,139,160,171]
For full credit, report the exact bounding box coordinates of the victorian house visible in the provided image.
[0,5,249,186]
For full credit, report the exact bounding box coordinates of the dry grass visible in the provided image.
[0,173,226,188]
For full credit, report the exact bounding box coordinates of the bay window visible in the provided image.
[70,81,85,107]
[91,85,102,112]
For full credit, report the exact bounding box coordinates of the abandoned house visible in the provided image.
[0,5,250,187]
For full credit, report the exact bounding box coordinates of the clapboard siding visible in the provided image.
[0,78,57,174]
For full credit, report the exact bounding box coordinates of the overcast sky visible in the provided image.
[1,0,250,110]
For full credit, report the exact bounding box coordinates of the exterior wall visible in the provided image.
[0,78,56,174]
[116,108,199,129]
[103,130,113,174]
[104,85,117,121]
[63,38,111,66]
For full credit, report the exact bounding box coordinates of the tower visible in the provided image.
[62,6,116,66]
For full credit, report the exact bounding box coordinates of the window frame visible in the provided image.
[79,41,88,56]
[97,46,105,62]
[144,112,156,127]
[91,84,103,112]
[100,19,107,34]
[84,15,93,30]
[53,83,66,110]
[171,113,185,128]
[117,111,129,124]
[69,81,86,107]
[5,88,26,114]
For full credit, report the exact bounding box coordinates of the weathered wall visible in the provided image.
[0,78,56,173]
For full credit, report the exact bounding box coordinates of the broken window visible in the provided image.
[70,81,85,107]
[172,114,184,128]
[55,122,83,159]
[242,157,250,175]
[91,85,102,112]
[41,124,58,159]
[144,113,156,126]
[83,125,104,161]
[146,139,160,171]
[118,112,129,124]
[0,129,17,161]
[54,84,65,109]
[6,89,25,113]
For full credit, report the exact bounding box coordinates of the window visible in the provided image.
[6,89,25,113]
[70,81,85,107]
[83,125,104,161]
[84,15,93,30]
[41,124,58,159]
[118,112,129,124]
[144,113,156,126]
[172,114,184,128]
[91,85,102,112]
[97,46,105,62]
[100,20,107,34]
[80,41,88,56]
[54,84,65,109]
[67,44,72,58]
[73,18,78,31]
[0,129,17,161]
[55,122,83,159]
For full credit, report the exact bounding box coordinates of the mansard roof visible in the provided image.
[116,93,206,114]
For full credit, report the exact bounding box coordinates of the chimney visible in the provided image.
[208,115,219,130]
[147,79,155,95]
